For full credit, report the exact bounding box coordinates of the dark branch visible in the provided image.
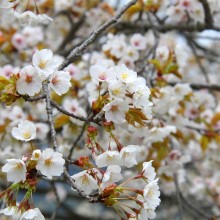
[58,0,138,69]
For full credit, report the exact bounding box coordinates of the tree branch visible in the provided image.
[58,0,138,70]
[168,82,220,92]
[42,82,59,151]
[199,0,213,26]
[116,22,220,33]
[57,14,85,53]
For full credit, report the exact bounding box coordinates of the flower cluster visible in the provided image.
[71,159,160,219]
[0,121,65,219]
[90,64,152,126]
[16,49,71,96]
[1,0,220,219]
[2,120,64,184]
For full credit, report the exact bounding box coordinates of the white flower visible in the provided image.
[133,85,151,108]
[95,151,120,168]
[16,65,42,96]
[15,11,38,26]
[124,46,139,61]
[36,148,65,179]
[16,11,53,26]
[143,179,161,209]
[144,126,177,144]
[71,170,99,195]
[102,34,126,59]
[156,45,170,62]
[20,208,45,220]
[126,76,145,92]
[62,98,87,125]
[108,81,126,99]
[0,0,18,8]
[64,64,81,80]
[102,165,122,185]
[114,64,137,83]
[173,83,192,101]
[0,64,19,79]
[49,70,71,95]
[32,49,62,77]
[37,14,53,25]
[2,159,26,184]
[31,150,41,161]
[138,207,156,220]
[103,99,129,124]
[54,0,74,12]
[12,33,26,50]
[142,161,156,182]
[0,206,19,217]
[12,120,36,142]
[22,26,43,47]
[120,145,138,168]
[130,33,147,50]
[90,65,116,82]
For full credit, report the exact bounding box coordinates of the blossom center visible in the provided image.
[122,152,129,158]
[106,155,114,162]
[25,75,33,83]
[110,105,119,112]
[134,41,139,47]
[147,190,154,198]
[99,73,107,80]
[22,131,32,139]
[81,175,89,185]
[39,59,47,69]
[45,158,53,167]
[112,89,121,96]
[14,163,23,171]
[128,51,134,56]
[34,152,40,159]
[121,73,128,80]
[51,76,60,85]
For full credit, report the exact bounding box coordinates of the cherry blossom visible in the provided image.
[130,33,147,50]
[103,99,129,124]
[95,151,120,168]
[32,49,62,77]
[102,165,123,186]
[20,208,45,220]
[71,170,99,195]
[90,64,116,83]
[36,148,65,179]
[2,159,26,184]
[1,1,220,219]
[12,120,36,142]
[114,64,137,83]
[49,70,71,95]
[120,145,138,168]
[16,65,42,96]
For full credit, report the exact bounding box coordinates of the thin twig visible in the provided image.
[116,22,220,33]
[22,94,46,102]
[57,14,85,53]
[58,0,138,69]
[168,82,220,92]
[68,122,87,160]
[173,174,183,220]
[42,82,58,151]
[199,0,213,26]
[50,100,102,124]
[50,100,88,122]
[185,35,209,83]
[50,182,61,220]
